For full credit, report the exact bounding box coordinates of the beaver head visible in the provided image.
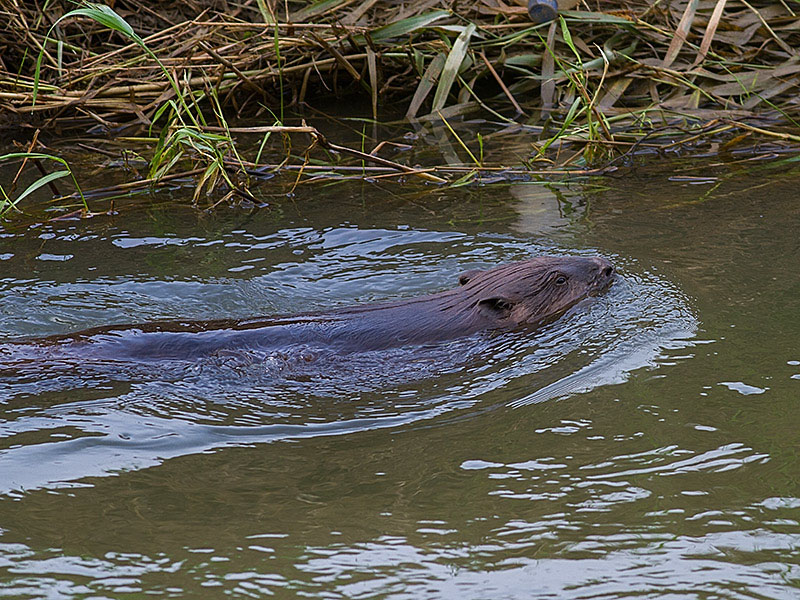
[456,256,614,328]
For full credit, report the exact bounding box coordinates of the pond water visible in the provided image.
[0,127,799,598]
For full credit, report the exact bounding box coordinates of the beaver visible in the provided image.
[19,255,614,360]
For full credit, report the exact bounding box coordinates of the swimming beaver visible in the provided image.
[24,255,614,360]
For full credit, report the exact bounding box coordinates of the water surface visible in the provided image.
[0,143,798,598]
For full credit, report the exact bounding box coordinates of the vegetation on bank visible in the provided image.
[1,0,800,215]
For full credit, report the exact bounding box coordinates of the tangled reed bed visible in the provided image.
[1,0,800,214]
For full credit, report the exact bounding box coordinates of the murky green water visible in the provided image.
[1,132,799,598]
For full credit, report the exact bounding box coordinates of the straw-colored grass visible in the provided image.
[1,0,799,214]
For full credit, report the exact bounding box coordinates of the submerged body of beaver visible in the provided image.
[20,256,614,361]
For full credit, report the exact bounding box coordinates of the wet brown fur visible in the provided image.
[25,256,615,358]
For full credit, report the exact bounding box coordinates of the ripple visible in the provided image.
[510,271,698,407]
[0,233,698,495]
[288,531,800,600]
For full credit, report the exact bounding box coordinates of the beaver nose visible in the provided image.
[592,256,614,278]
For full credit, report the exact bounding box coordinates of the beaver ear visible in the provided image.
[477,297,515,315]
[459,269,483,286]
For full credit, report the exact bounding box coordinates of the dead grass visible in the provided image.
[1,0,799,213]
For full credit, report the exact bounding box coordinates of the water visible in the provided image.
[1,139,799,598]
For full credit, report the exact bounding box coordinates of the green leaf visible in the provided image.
[563,95,583,125]
[293,0,347,21]
[559,16,582,63]
[431,23,476,113]
[1,152,69,167]
[560,16,573,50]
[15,170,70,203]
[34,2,199,127]
[354,10,450,44]
[450,171,476,187]
[255,0,276,24]
[34,3,142,107]
[69,4,139,41]
[406,52,446,119]
[504,54,542,68]
[0,152,86,212]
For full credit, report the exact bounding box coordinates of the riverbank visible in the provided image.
[2,1,799,214]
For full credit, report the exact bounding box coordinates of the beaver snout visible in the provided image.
[590,257,615,288]
[595,257,614,277]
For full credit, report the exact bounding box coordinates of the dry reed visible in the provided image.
[1,0,799,211]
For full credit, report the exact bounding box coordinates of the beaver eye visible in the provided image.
[554,275,568,286]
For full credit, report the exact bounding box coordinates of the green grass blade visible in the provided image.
[255,0,276,24]
[431,23,476,113]
[354,10,450,44]
[68,4,140,40]
[14,170,70,203]
[34,2,198,127]
[0,153,86,214]
[407,52,446,119]
[449,171,476,187]
[293,0,347,21]
[437,111,480,166]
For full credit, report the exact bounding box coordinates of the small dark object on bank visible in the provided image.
[528,0,559,24]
